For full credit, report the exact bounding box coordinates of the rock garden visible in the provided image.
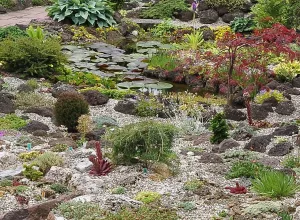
[0,0,300,219]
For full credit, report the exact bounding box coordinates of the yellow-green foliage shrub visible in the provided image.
[254,90,284,104]
[135,191,161,204]
[214,26,232,41]
[274,61,300,82]
[0,114,27,130]
[19,151,41,162]
[15,92,55,110]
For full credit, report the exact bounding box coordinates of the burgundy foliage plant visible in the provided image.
[89,141,111,176]
[225,182,247,194]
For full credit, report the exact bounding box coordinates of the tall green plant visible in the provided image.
[47,0,116,27]
[209,113,229,144]
[26,26,45,40]
[182,31,204,50]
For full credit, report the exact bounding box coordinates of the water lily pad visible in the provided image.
[145,82,173,90]
[117,82,146,89]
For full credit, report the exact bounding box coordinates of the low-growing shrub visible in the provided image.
[0,26,26,41]
[136,98,163,117]
[22,164,44,181]
[135,191,161,204]
[209,113,229,144]
[111,186,126,194]
[56,201,103,220]
[47,0,116,28]
[226,161,268,179]
[214,26,232,41]
[0,114,27,130]
[50,183,69,194]
[15,185,29,194]
[150,19,176,39]
[32,152,64,174]
[51,144,68,152]
[252,170,299,198]
[141,0,188,19]
[274,61,300,82]
[183,179,203,192]
[178,202,196,211]
[106,120,177,166]
[80,87,135,99]
[15,92,55,110]
[54,92,89,132]
[205,0,245,10]
[94,116,118,128]
[26,79,39,90]
[0,179,13,187]
[0,0,15,9]
[254,90,284,104]
[0,36,67,77]
[282,156,300,168]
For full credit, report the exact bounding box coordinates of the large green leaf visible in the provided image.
[80,10,89,20]
[64,9,72,16]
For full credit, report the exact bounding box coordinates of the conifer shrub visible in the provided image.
[106,120,177,166]
[209,113,229,144]
[54,92,89,132]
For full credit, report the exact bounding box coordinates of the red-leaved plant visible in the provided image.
[15,195,29,205]
[89,141,111,176]
[225,182,247,194]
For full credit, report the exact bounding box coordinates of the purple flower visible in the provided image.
[192,2,197,11]
[0,131,4,139]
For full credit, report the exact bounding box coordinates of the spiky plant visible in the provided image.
[89,142,111,176]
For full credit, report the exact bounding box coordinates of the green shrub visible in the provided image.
[254,90,284,104]
[110,0,124,10]
[183,179,203,192]
[111,186,126,194]
[288,0,300,29]
[15,185,29,194]
[26,26,45,41]
[80,87,136,99]
[209,113,229,144]
[56,201,103,220]
[148,52,177,71]
[54,92,89,132]
[226,161,268,179]
[0,114,27,130]
[26,79,39,90]
[274,61,300,82]
[230,17,256,33]
[104,206,178,220]
[51,144,68,152]
[0,179,12,187]
[15,92,55,110]
[47,0,116,28]
[32,152,64,174]
[278,212,293,220]
[136,98,163,117]
[252,170,299,198]
[22,164,44,181]
[150,19,176,39]
[205,0,245,10]
[135,191,161,204]
[0,37,67,78]
[141,0,188,19]
[0,0,15,9]
[178,202,196,211]
[0,26,26,41]
[282,156,300,168]
[106,120,177,166]
[50,183,69,194]
[251,0,290,28]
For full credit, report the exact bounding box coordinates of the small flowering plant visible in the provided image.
[254,90,284,104]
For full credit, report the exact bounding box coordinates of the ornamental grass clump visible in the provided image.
[106,120,177,167]
[252,170,299,198]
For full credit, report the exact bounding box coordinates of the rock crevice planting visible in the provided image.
[0,1,300,219]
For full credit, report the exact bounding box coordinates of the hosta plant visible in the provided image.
[47,0,116,28]
[89,141,111,176]
[230,17,256,33]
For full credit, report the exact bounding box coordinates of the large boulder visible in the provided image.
[81,90,109,106]
[0,93,15,113]
[201,27,215,41]
[213,139,240,153]
[244,135,273,153]
[275,101,295,115]
[51,82,77,98]
[222,11,244,23]
[268,142,293,156]
[175,10,194,22]
[216,6,229,16]
[272,125,299,136]
[0,152,18,170]
[44,166,74,184]
[24,107,53,118]
[250,104,269,120]
[199,9,219,24]
[224,106,247,121]
[292,77,300,88]
[266,80,280,90]
[199,152,223,163]
[114,99,137,115]
[22,121,50,133]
